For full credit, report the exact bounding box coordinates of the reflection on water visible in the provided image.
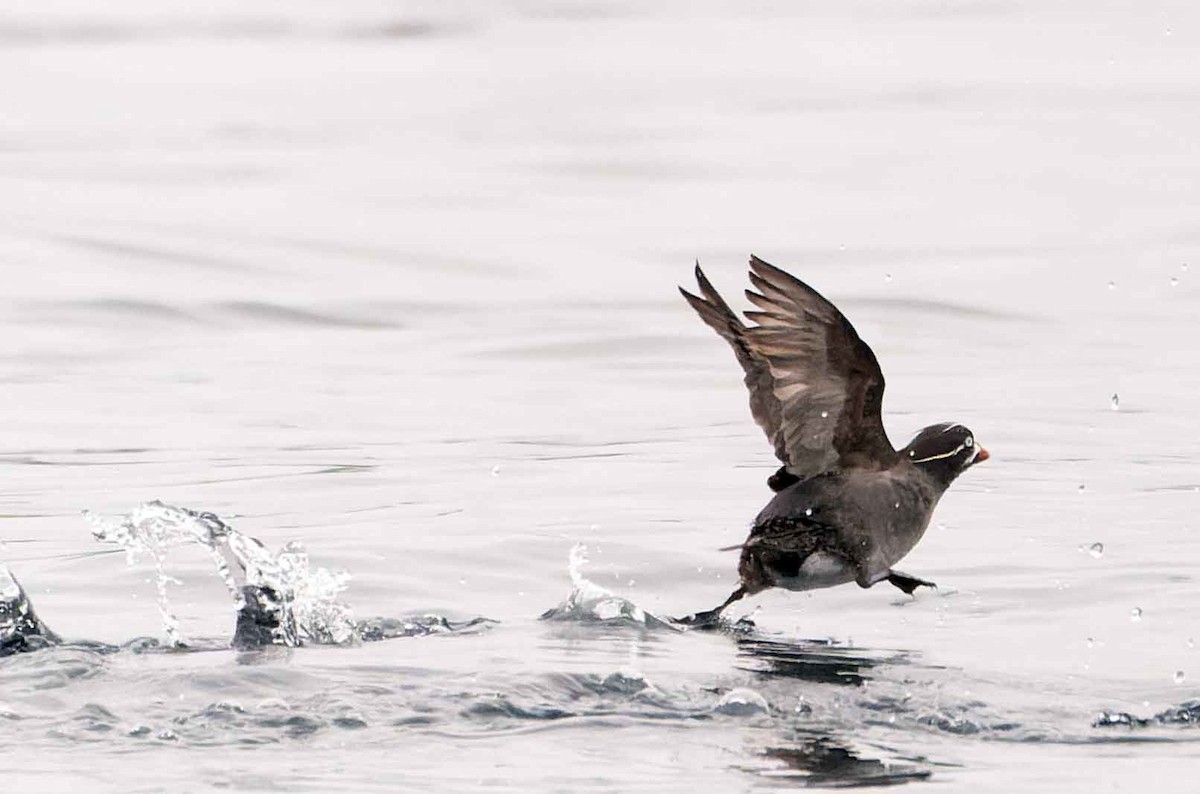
[758,735,932,787]
[737,636,909,687]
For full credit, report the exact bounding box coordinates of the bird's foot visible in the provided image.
[887,571,937,596]
[673,586,750,630]
[673,606,728,630]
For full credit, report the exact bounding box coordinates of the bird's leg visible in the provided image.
[675,586,747,628]
[886,570,937,596]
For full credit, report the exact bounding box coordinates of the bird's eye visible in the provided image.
[964,437,974,448]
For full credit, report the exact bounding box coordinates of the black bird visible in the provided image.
[678,256,988,624]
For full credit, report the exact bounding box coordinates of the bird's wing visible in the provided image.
[680,255,897,480]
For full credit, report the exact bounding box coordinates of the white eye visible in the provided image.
[965,437,974,448]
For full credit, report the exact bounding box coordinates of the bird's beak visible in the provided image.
[972,446,990,465]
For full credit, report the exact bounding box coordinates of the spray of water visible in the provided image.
[87,501,357,648]
[541,543,674,629]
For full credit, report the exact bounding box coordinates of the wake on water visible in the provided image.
[0,501,495,653]
[9,502,682,654]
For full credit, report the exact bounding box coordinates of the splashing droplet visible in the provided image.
[1087,542,1104,558]
[1110,393,1120,411]
[1175,670,1186,684]
[1130,607,1143,622]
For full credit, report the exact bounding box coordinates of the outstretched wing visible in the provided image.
[679,255,897,481]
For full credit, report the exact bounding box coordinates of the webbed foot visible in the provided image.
[674,586,747,630]
[887,571,937,596]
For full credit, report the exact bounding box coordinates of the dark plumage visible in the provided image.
[679,256,988,624]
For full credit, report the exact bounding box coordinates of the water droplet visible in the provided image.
[1087,542,1104,558]
[1086,637,1095,648]
[1171,277,1180,287]
[804,507,813,516]
[1182,263,1190,272]
[458,577,467,586]
[1107,281,1116,290]
[1130,607,1143,622]
[1188,638,1195,649]
[884,273,893,283]
[1078,484,1086,493]
[490,465,501,477]
[1175,670,1186,684]
[894,501,901,509]
[820,411,829,419]
[1110,393,1120,410]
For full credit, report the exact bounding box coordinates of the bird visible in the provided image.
[677,255,988,625]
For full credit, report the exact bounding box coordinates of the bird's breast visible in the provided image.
[771,551,857,591]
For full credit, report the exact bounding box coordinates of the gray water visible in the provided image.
[3,1,1200,790]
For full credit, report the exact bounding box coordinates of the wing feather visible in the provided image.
[681,256,897,481]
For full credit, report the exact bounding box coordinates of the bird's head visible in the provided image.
[902,423,988,487]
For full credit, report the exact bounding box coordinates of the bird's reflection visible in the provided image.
[736,636,910,687]
[757,733,932,787]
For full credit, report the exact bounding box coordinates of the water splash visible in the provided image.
[1094,701,1200,729]
[540,544,674,629]
[225,533,357,646]
[0,564,59,655]
[87,501,357,648]
[714,687,771,716]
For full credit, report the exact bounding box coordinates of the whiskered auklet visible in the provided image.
[678,256,988,624]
